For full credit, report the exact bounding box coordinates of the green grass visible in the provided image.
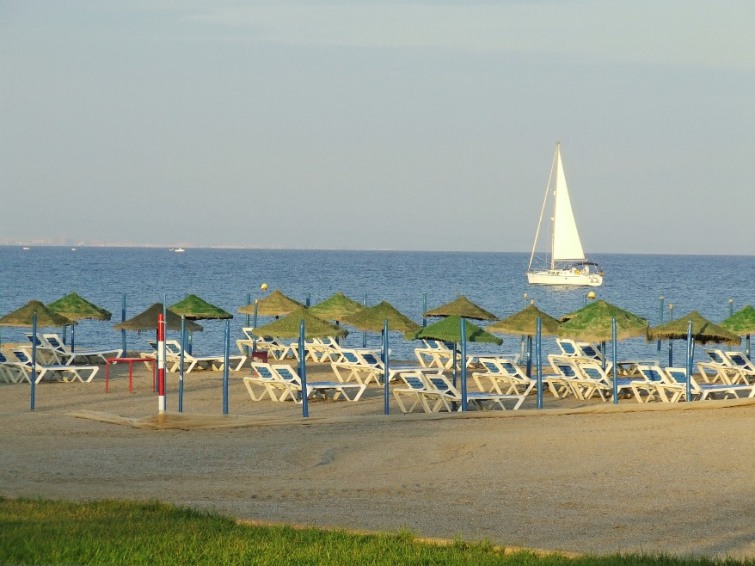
[0,497,750,565]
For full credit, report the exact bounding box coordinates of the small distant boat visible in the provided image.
[527,143,603,287]
[71,247,77,251]
[173,247,185,253]
[22,246,30,251]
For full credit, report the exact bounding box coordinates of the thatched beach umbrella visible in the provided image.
[252,308,347,340]
[407,315,502,345]
[721,305,755,357]
[486,303,560,337]
[47,292,112,351]
[0,300,74,328]
[47,292,112,321]
[114,303,203,333]
[647,311,740,346]
[169,294,232,320]
[343,301,420,334]
[424,295,497,321]
[237,290,304,318]
[558,300,648,343]
[487,303,560,377]
[309,292,364,323]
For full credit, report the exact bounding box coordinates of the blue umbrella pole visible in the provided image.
[460,317,467,412]
[536,317,543,409]
[179,316,185,413]
[656,296,664,365]
[222,319,230,415]
[298,320,309,417]
[30,311,38,411]
[612,318,618,404]
[526,335,533,377]
[70,324,75,353]
[422,293,427,327]
[383,320,390,415]
[121,293,127,354]
[685,321,693,402]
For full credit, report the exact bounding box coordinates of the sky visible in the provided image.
[2,1,754,254]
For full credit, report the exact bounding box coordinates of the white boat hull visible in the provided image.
[527,269,603,287]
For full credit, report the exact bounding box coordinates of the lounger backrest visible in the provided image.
[637,366,664,383]
[272,365,299,384]
[45,334,66,351]
[480,360,500,374]
[557,339,577,355]
[706,350,727,365]
[399,373,426,391]
[578,343,602,360]
[12,350,31,365]
[500,361,520,377]
[665,368,689,385]
[361,353,382,367]
[426,374,456,395]
[580,364,604,381]
[342,351,359,363]
[251,363,275,380]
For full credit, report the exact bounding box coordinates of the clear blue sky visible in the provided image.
[2,1,754,254]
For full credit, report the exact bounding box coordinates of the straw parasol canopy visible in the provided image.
[252,308,347,340]
[309,292,364,322]
[558,300,648,343]
[342,301,420,334]
[721,305,755,336]
[238,290,304,317]
[647,311,740,346]
[114,303,203,333]
[486,303,560,337]
[406,315,502,345]
[47,292,111,321]
[424,295,497,321]
[0,300,74,328]
[169,294,232,320]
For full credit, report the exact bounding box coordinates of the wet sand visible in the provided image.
[1,360,753,559]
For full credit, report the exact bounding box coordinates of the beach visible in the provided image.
[1,361,754,560]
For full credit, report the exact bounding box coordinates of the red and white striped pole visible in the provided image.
[157,313,166,413]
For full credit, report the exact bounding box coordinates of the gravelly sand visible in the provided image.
[1,360,753,560]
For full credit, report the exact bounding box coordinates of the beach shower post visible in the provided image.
[157,313,166,413]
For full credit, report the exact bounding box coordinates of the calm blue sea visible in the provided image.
[1,246,753,362]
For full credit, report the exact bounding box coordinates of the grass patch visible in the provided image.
[0,497,750,565]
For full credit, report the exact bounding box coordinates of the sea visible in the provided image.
[2,246,754,363]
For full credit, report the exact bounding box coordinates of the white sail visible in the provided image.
[551,145,586,263]
[526,143,603,287]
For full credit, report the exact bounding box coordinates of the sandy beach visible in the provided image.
[1,359,754,560]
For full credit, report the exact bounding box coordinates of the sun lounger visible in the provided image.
[12,348,99,384]
[0,352,30,383]
[421,372,525,412]
[243,362,287,402]
[273,364,366,402]
[632,365,685,403]
[43,333,123,365]
[664,367,755,401]
[151,340,246,373]
[472,357,535,396]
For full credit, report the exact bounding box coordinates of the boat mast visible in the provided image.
[528,144,558,271]
[550,143,560,270]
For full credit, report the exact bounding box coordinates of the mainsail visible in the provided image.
[551,145,586,264]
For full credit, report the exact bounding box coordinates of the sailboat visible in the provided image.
[527,143,603,287]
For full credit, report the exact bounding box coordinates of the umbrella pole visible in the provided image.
[685,321,693,402]
[460,318,467,412]
[362,295,367,348]
[668,304,674,366]
[222,320,230,415]
[121,293,127,354]
[30,311,37,412]
[299,320,309,418]
[526,335,533,377]
[656,296,664,365]
[747,334,751,360]
[422,293,427,327]
[383,320,390,415]
[70,324,75,353]
[245,292,251,357]
[612,318,618,405]
[179,316,185,413]
[536,317,542,409]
